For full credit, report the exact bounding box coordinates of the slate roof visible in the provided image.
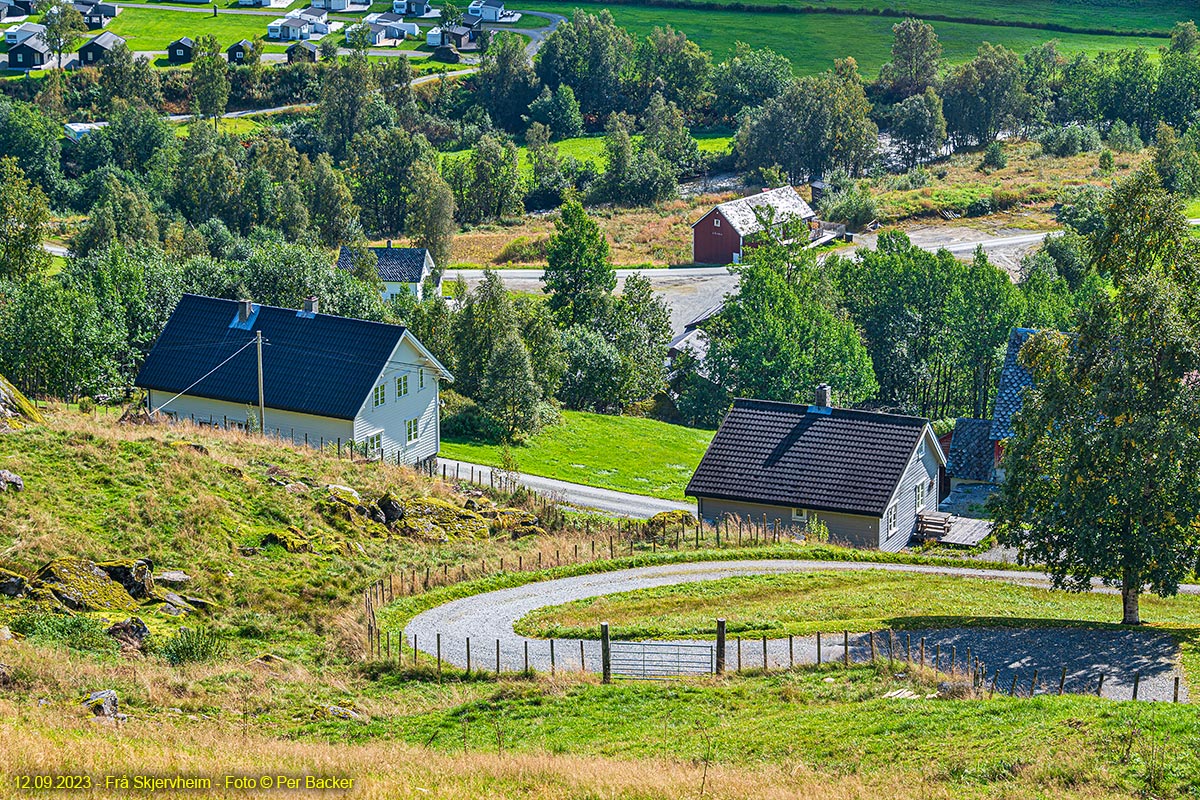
[229,38,253,50]
[288,40,319,52]
[12,35,48,53]
[461,13,482,25]
[84,30,123,50]
[990,327,1038,441]
[947,418,994,482]
[336,245,433,284]
[699,186,815,237]
[686,398,933,517]
[135,294,410,421]
[171,36,195,48]
[276,17,309,28]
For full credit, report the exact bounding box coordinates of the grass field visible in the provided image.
[514,0,1167,77]
[513,129,733,175]
[108,8,278,51]
[515,570,1200,640]
[439,410,714,500]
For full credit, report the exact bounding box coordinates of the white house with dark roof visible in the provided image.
[135,295,453,464]
[690,186,818,265]
[269,16,311,40]
[5,20,44,45]
[467,0,504,21]
[687,386,945,551]
[337,243,438,301]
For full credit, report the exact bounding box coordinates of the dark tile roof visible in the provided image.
[947,418,994,482]
[686,398,932,517]
[135,294,407,421]
[84,30,123,50]
[336,245,432,284]
[171,36,195,47]
[990,327,1038,441]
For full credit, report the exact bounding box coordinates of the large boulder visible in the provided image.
[154,570,192,587]
[96,559,156,600]
[481,507,543,538]
[0,373,43,432]
[399,497,488,540]
[376,493,403,523]
[0,470,24,492]
[82,689,122,719]
[106,617,150,650]
[647,509,698,533]
[35,558,137,612]
[0,567,25,598]
[262,527,311,553]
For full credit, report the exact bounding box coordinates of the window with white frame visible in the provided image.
[405,418,419,442]
[419,368,424,390]
[396,374,409,397]
[713,217,721,228]
[915,481,926,509]
[791,508,808,523]
[366,432,382,453]
[372,384,386,407]
[885,504,898,534]
[917,438,926,458]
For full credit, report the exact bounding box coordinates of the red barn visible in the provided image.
[691,186,816,265]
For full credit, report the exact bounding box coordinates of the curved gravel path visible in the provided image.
[403,559,1191,702]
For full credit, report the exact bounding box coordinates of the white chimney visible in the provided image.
[238,299,253,323]
[304,296,318,314]
[814,383,832,408]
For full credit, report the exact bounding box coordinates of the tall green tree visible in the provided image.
[348,127,436,235]
[39,0,86,71]
[993,170,1200,625]
[606,272,672,406]
[711,42,792,120]
[878,17,941,99]
[542,198,615,327]
[191,36,230,131]
[482,332,541,440]
[633,26,711,113]
[890,87,946,168]
[320,52,373,162]
[476,32,540,132]
[454,270,516,398]
[941,43,1027,146]
[535,9,634,118]
[0,157,52,280]
[406,160,457,272]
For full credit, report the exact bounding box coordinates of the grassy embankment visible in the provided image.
[3,408,1200,798]
[439,409,714,500]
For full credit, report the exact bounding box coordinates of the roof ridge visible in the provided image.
[731,397,929,425]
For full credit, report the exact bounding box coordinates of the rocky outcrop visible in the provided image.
[377,493,403,523]
[481,507,544,539]
[35,558,138,612]
[0,470,24,492]
[262,527,312,553]
[399,497,489,540]
[96,559,155,600]
[0,568,25,598]
[647,509,698,533]
[82,689,125,721]
[107,617,150,650]
[0,373,43,432]
[154,570,192,587]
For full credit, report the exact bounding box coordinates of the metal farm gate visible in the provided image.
[608,641,714,680]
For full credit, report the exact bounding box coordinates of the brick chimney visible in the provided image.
[386,239,393,249]
[304,296,318,314]
[814,383,832,409]
[238,299,253,323]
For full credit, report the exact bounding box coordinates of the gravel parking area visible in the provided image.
[403,559,1190,702]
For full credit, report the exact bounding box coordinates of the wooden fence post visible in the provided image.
[601,623,611,684]
[436,633,442,681]
[550,639,555,676]
[817,631,822,665]
[715,619,726,675]
[843,631,849,667]
[762,635,768,672]
[1059,666,1067,695]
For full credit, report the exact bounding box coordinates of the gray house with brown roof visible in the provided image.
[687,386,946,551]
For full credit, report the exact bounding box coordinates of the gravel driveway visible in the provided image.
[403,559,1190,702]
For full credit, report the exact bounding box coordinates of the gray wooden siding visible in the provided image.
[352,335,441,464]
[696,497,881,549]
[879,438,942,552]
[147,389,353,448]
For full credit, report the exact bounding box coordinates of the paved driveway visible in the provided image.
[403,559,1190,702]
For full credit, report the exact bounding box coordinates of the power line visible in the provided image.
[151,338,260,414]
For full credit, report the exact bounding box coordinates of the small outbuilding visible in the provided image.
[7,34,48,68]
[168,36,195,64]
[336,242,438,301]
[286,39,320,62]
[76,30,124,66]
[690,185,817,266]
[226,39,254,63]
[687,386,945,551]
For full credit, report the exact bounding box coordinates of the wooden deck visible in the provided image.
[917,511,992,547]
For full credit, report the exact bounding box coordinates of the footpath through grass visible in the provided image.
[439,410,714,500]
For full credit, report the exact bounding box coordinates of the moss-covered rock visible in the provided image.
[95,559,155,600]
[0,373,44,431]
[315,497,391,540]
[482,507,543,538]
[0,567,26,598]
[34,558,138,612]
[647,509,698,533]
[262,527,312,553]
[169,441,209,455]
[399,497,489,540]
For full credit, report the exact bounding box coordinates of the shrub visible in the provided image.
[10,612,117,655]
[966,197,993,216]
[884,167,931,191]
[162,627,226,666]
[980,142,1007,170]
[817,183,879,230]
[494,235,548,264]
[1107,120,1143,153]
[1038,125,1100,157]
[77,396,95,414]
[1099,149,1114,172]
[441,389,504,442]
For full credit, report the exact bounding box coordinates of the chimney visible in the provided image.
[238,299,253,323]
[304,296,318,315]
[386,239,393,249]
[814,383,832,409]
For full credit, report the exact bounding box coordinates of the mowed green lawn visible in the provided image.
[513,130,732,174]
[601,0,1192,34]
[108,8,275,51]
[515,570,1200,640]
[439,411,714,500]
[514,0,1166,77]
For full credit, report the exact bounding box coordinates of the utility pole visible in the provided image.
[256,330,265,435]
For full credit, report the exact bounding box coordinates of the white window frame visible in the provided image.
[713,217,721,228]
[791,508,808,523]
[915,481,926,510]
[365,432,382,454]
[405,418,419,442]
[885,504,898,535]
[372,383,386,408]
[396,374,409,397]
[418,368,424,390]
